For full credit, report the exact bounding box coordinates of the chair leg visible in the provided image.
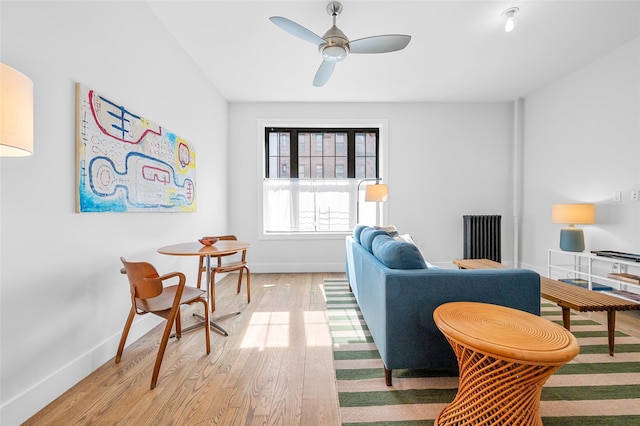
[116,308,136,364]
[200,299,211,354]
[245,267,251,304]
[236,269,243,294]
[174,309,182,340]
[150,306,180,390]
[235,267,251,304]
[209,271,216,312]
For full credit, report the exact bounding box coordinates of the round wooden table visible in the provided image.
[433,302,580,426]
[158,240,251,336]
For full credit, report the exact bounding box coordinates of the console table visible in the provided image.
[548,249,640,299]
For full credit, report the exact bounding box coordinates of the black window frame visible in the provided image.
[265,127,380,179]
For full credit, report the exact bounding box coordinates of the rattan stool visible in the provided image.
[433,302,579,425]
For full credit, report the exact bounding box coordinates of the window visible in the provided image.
[264,127,381,234]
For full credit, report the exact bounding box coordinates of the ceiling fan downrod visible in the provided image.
[321,2,349,62]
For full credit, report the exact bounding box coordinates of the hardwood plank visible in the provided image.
[23,273,342,426]
[20,270,640,425]
[301,273,341,425]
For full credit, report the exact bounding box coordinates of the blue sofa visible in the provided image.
[345,226,541,385]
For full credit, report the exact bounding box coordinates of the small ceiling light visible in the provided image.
[502,7,519,33]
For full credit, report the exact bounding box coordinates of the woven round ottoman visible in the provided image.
[433,301,580,425]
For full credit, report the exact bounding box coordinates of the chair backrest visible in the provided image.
[215,235,241,260]
[120,257,163,300]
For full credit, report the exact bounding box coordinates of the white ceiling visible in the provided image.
[148,1,640,103]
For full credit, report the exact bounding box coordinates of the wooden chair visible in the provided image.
[117,257,210,390]
[196,235,250,312]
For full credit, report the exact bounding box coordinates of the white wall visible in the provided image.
[0,2,228,424]
[228,102,515,271]
[4,2,636,423]
[521,37,640,274]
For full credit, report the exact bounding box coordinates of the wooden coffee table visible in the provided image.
[453,258,640,355]
[433,301,579,425]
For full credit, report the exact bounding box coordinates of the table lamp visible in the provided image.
[0,63,34,156]
[552,203,595,252]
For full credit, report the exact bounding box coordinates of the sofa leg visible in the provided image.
[384,366,392,386]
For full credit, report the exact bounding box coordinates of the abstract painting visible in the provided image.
[76,83,196,212]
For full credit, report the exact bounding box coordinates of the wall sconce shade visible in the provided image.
[0,63,34,156]
[365,183,388,202]
[552,203,595,252]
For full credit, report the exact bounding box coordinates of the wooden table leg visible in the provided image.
[607,310,616,356]
[561,306,571,330]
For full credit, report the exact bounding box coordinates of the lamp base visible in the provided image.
[559,228,585,252]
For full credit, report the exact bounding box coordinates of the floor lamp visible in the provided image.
[356,178,388,225]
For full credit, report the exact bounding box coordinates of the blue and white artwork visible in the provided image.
[76,83,196,212]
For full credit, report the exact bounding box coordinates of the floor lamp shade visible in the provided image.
[365,184,388,202]
[356,180,388,225]
[0,63,34,156]
[552,204,595,252]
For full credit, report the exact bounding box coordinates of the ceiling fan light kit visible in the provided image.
[322,45,349,62]
[269,1,411,87]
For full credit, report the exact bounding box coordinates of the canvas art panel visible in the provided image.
[76,83,196,212]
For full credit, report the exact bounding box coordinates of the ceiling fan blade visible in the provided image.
[269,16,325,46]
[349,34,411,54]
[313,61,335,87]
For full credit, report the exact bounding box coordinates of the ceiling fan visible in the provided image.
[269,2,411,87]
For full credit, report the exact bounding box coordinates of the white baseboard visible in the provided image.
[249,262,346,273]
[0,315,161,426]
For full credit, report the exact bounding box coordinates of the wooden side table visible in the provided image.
[433,301,579,426]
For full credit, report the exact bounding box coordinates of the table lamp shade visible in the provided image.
[365,184,388,202]
[552,204,595,252]
[0,63,33,156]
[552,204,595,225]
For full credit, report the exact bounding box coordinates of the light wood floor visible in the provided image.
[23,272,640,425]
[25,273,344,425]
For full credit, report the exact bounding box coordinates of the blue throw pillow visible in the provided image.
[360,228,389,253]
[353,225,369,244]
[372,234,428,269]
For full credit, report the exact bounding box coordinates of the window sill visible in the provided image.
[259,232,351,241]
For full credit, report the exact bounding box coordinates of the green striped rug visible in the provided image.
[324,279,640,425]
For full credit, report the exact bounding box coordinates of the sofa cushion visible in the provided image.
[360,227,389,253]
[372,234,428,270]
[353,225,369,244]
